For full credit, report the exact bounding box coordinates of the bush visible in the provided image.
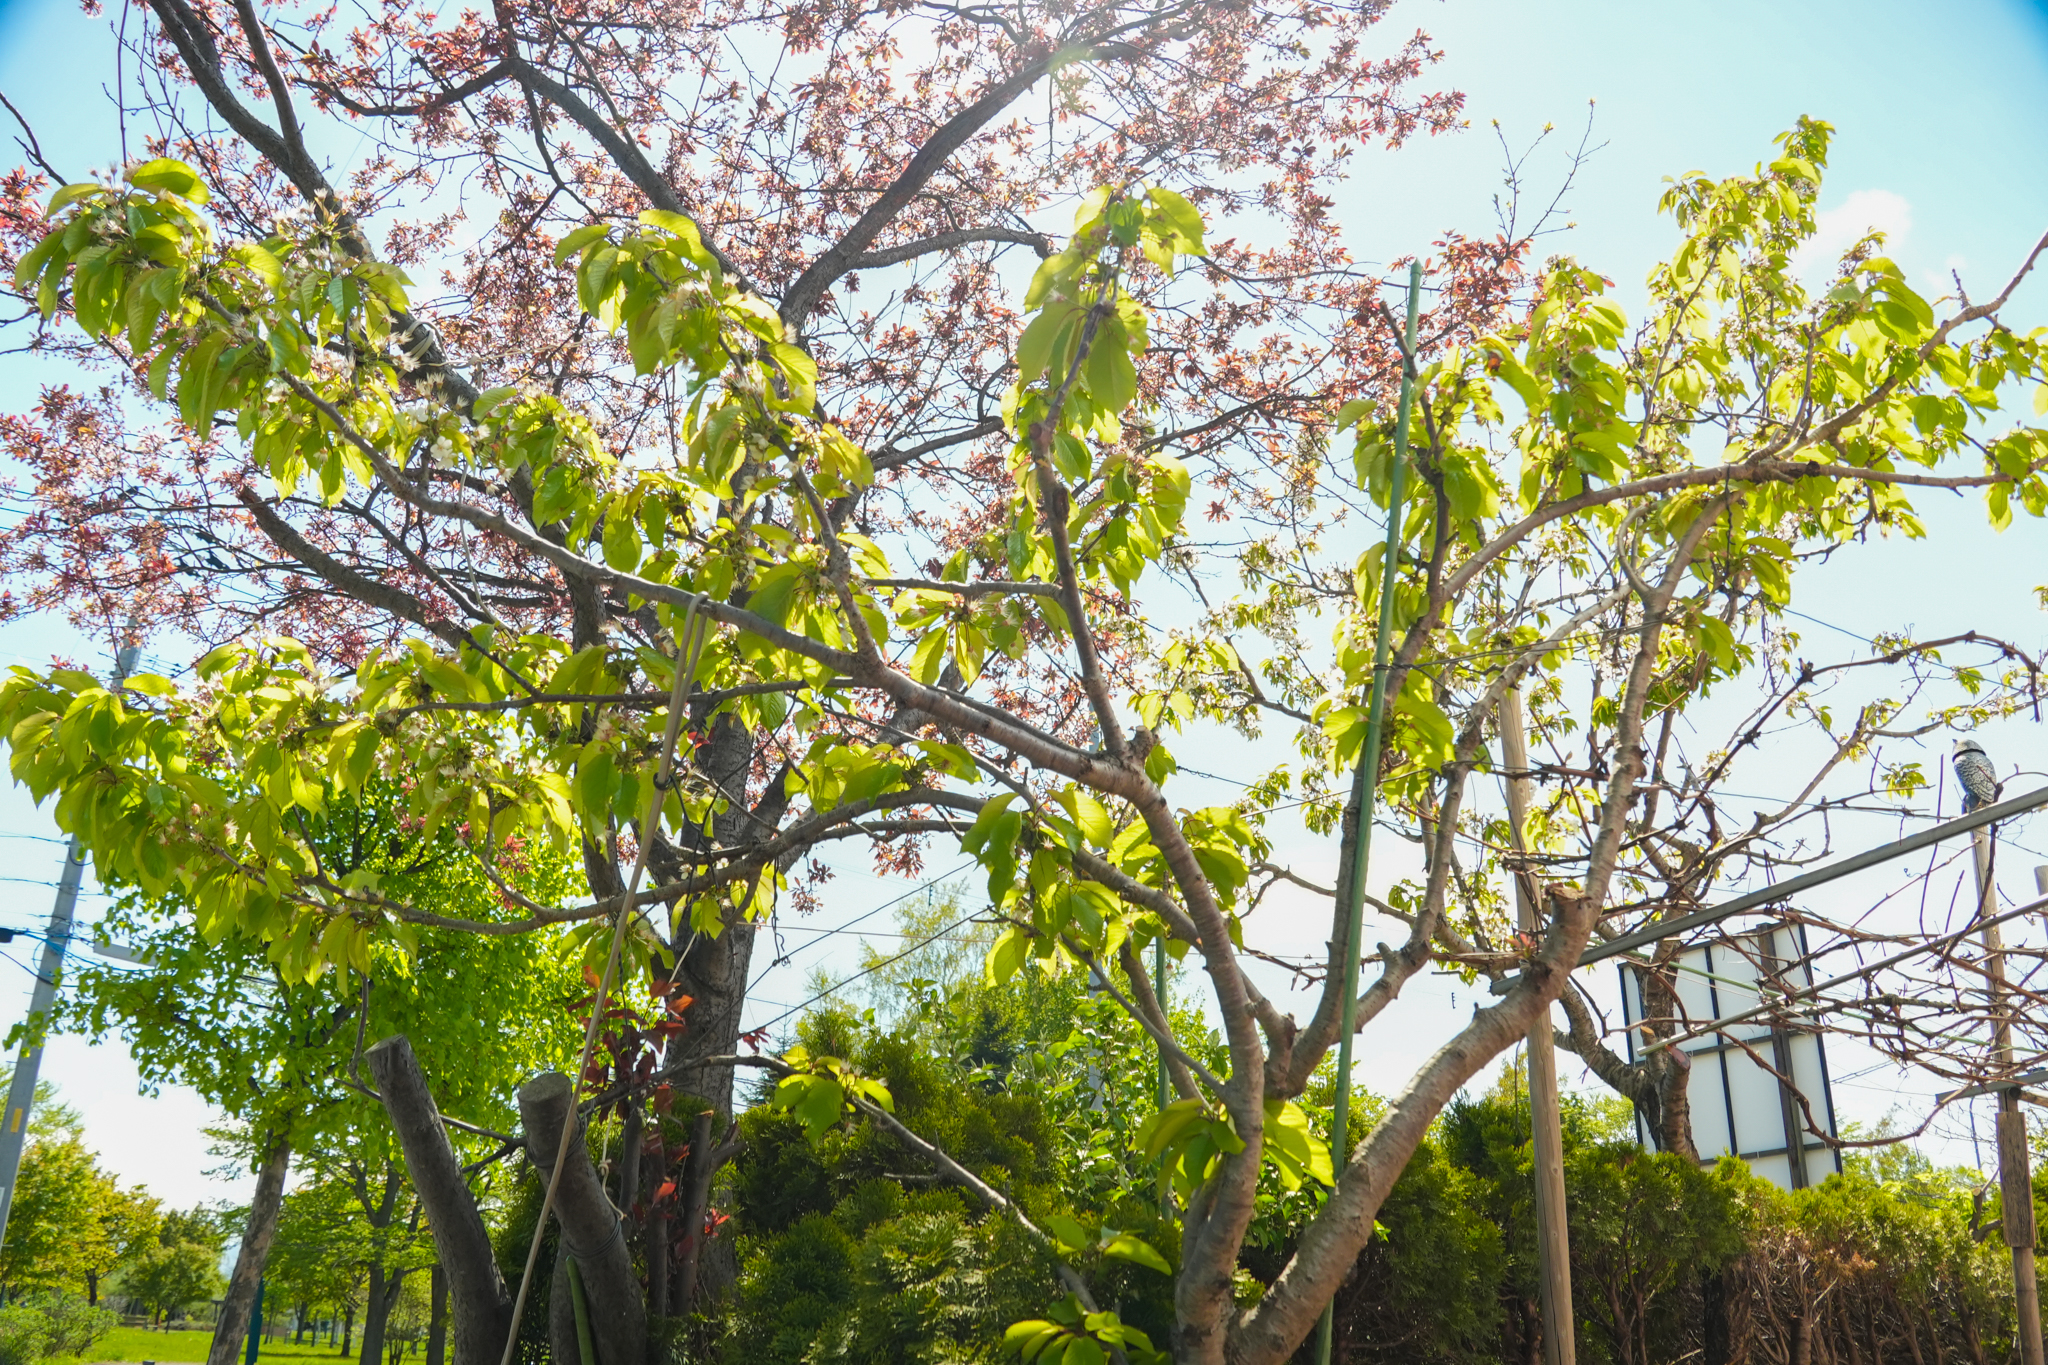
[0,1303,53,1365]
[0,1294,116,1365]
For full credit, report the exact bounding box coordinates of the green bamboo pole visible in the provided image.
[1156,934,1171,1215]
[1313,260,1422,1365]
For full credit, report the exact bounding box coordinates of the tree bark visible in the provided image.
[367,1036,513,1365]
[520,1073,645,1365]
[208,1130,293,1365]
[673,1110,715,1315]
[341,1303,354,1356]
[655,712,762,1125]
[615,1100,642,1224]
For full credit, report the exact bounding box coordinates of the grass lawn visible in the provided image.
[76,1326,357,1365]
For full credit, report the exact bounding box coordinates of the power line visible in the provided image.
[749,903,991,1035]
[747,859,975,988]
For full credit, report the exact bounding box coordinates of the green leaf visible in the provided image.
[553,224,610,266]
[1017,303,1077,384]
[1334,398,1374,432]
[636,209,705,252]
[1045,1213,1089,1252]
[745,563,808,629]
[769,342,818,410]
[985,926,1030,985]
[1100,1232,1170,1274]
[472,386,519,418]
[125,159,208,203]
[44,182,99,216]
[1144,186,1206,253]
[1084,321,1137,412]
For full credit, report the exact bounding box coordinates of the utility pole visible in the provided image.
[1972,822,2044,1365]
[1500,686,1575,1365]
[0,638,138,1252]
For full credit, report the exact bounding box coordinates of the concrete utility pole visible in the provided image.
[1500,687,1576,1365]
[1971,820,2044,1365]
[0,639,139,1252]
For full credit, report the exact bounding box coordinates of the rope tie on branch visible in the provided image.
[498,593,711,1365]
[558,1216,627,1264]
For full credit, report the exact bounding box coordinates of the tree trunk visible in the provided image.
[367,1037,513,1365]
[673,1110,715,1316]
[85,1270,97,1306]
[341,1303,354,1357]
[359,1266,406,1365]
[520,1073,645,1365]
[616,1100,642,1221]
[643,1125,669,1321]
[656,711,762,1125]
[1704,1270,1730,1365]
[426,1266,448,1365]
[208,1130,293,1365]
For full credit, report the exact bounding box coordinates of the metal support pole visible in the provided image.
[0,640,138,1252]
[244,1278,265,1365]
[1314,260,1422,1365]
[1154,934,1170,1216]
[1500,687,1575,1365]
[1973,823,2043,1365]
[1154,936,1169,1111]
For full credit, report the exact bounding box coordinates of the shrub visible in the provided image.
[0,1293,116,1365]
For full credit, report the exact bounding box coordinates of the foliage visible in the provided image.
[727,978,1185,1362]
[1323,1139,1507,1363]
[0,1082,160,1302]
[0,1294,116,1365]
[114,1241,222,1325]
[8,53,2048,1356]
[57,784,585,1147]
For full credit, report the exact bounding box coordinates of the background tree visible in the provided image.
[81,1174,163,1307]
[0,1079,160,1302]
[116,1207,228,1328]
[266,1181,373,1357]
[53,787,584,1365]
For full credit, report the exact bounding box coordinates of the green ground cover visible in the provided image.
[74,1326,352,1365]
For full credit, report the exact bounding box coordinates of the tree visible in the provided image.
[265,1182,373,1354]
[117,1208,227,1327]
[0,1080,159,1302]
[0,0,1488,1141]
[50,791,583,1365]
[7,2,2048,1350]
[81,1172,163,1307]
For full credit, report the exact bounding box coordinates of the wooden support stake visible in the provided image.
[1501,687,1576,1365]
[1974,823,2044,1365]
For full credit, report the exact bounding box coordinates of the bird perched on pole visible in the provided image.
[1954,738,2003,813]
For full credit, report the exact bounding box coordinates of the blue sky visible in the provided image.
[0,0,2045,1207]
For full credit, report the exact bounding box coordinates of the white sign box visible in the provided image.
[1619,924,1843,1191]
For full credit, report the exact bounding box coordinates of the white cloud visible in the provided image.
[1793,188,1913,281]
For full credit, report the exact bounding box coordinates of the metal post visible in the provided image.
[0,639,138,1252]
[1973,823,2043,1365]
[244,1278,265,1365]
[1314,260,1422,1365]
[1154,934,1170,1216]
[1500,687,1575,1365]
[1154,936,1169,1111]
